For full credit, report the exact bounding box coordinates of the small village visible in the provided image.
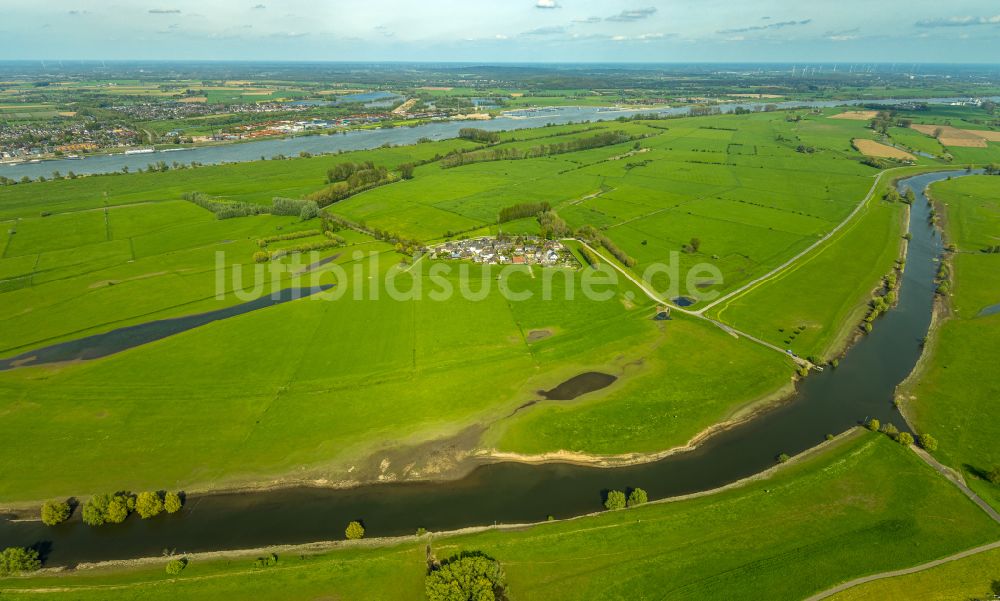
[428,236,579,268]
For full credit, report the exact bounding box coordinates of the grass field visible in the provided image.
[0,109,939,503]
[904,175,1000,512]
[2,434,997,600]
[827,546,1000,601]
[710,171,908,362]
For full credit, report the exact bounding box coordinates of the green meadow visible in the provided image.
[0,109,956,504]
[2,434,997,600]
[904,175,1000,511]
[827,547,1000,601]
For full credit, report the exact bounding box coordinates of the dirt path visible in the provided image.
[802,540,1000,601]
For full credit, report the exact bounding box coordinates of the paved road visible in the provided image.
[803,447,1000,601]
[568,168,911,368]
[696,168,900,315]
[912,446,1000,523]
[802,539,1000,601]
[574,239,813,369]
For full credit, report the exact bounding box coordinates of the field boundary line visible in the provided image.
[801,539,1000,601]
[697,167,900,315]
[574,238,811,368]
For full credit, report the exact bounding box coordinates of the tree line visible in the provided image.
[440,131,635,169]
[309,161,395,207]
[577,224,637,268]
[497,201,551,224]
[458,127,501,144]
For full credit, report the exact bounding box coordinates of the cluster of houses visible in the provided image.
[428,236,578,268]
[109,101,302,121]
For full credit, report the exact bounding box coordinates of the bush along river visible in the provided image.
[0,171,972,567]
[2,97,996,180]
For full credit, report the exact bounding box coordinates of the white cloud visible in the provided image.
[607,8,657,22]
[535,0,560,9]
[915,15,1000,27]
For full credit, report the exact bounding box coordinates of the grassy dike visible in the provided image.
[900,174,1000,512]
[827,546,1000,601]
[2,433,998,600]
[711,166,964,364]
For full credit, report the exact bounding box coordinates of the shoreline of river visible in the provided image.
[25,428,864,576]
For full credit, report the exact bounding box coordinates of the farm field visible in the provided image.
[710,171,908,362]
[852,138,915,160]
[2,434,997,600]
[904,175,1000,512]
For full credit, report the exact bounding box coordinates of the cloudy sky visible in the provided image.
[1,0,998,62]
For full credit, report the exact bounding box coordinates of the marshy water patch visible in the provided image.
[0,286,332,371]
[979,302,1000,318]
[540,372,617,400]
[672,296,696,307]
[526,329,553,342]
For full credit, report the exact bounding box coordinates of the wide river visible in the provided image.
[0,170,971,567]
[2,97,996,180]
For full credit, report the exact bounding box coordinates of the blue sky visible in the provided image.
[1,0,998,62]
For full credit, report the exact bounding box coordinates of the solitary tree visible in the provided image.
[345,521,365,540]
[400,163,415,180]
[627,488,648,508]
[0,547,41,576]
[918,433,938,452]
[425,552,507,601]
[867,418,881,432]
[604,490,627,510]
[165,558,187,575]
[41,500,71,526]
[897,432,914,446]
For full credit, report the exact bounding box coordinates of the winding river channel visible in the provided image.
[0,170,972,567]
[2,97,996,180]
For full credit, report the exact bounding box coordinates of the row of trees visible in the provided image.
[577,225,637,268]
[538,210,571,239]
[883,187,915,204]
[259,232,347,262]
[271,197,320,220]
[0,547,40,576]
[441,131,635,169]
[321,212,424,256]
[80,490,184,526]
[458,127,501,144]
[604,487,649,510]
[309,163,394,207]
[182,192,267,220]
[256,228,322,248]
[864,268,901,330]
[578,245,601,267]
[497,201,551,224]
[326,160,388,186]
[866,419,936,450]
